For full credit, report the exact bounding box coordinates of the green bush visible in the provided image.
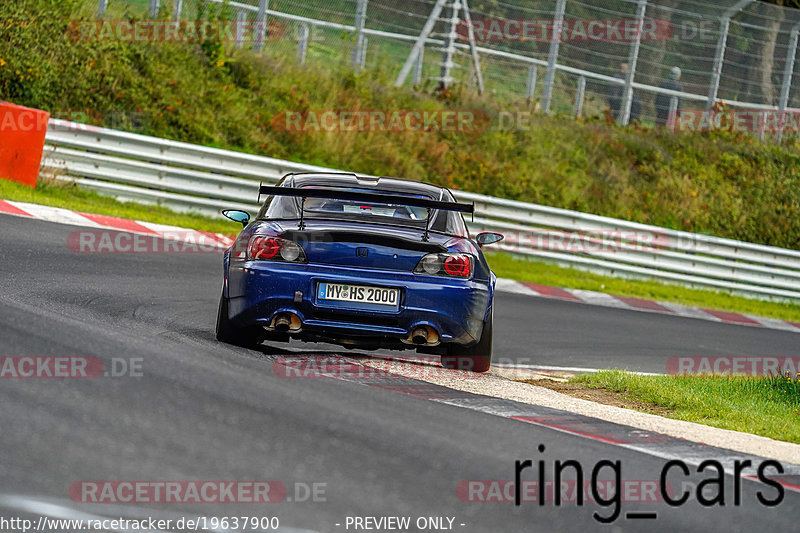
[1,0,798,249]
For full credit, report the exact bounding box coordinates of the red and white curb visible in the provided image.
[0,199,235,249]
[2,199,798,334]
[497,278,800,334]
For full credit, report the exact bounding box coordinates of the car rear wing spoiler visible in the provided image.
[258,185,475,214]
[258,185,474,240]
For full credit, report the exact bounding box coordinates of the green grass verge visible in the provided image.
[486,252,800,322]
[2,0,800,250]
[0,178,237,235]
[573,370,800,444]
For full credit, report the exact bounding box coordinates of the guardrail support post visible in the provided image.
[254,0,269,52]
[360,38,368,69]
[707,0,753,111]
[395,0,447,87]
[297,24,310,64]
[541,0,566,114]
[619,0,646,125]
[413,46,425,85]
[149,0,160,17]
[667,96,678,131]
[461,0,484,94]
[574,76,586,118]
[235,10,246,48]
[777,22,800,143]
[173,0,183,20]
[352,0,368,69]
[526,65,537,101]
[438,0,462,90]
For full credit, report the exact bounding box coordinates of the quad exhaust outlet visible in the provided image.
[273,313,302,333]
[407,326,439,346]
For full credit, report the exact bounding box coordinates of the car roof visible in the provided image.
[281,173,450,200]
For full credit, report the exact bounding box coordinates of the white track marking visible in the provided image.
[493,363,664,376]
[657,301,724,322]
[568,289,633,309]
[744,314,800,332]
[6,201,103,228]
[494,278,539,296]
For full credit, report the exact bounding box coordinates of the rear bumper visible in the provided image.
[226,259,492,346]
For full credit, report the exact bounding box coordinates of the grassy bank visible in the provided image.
[1,0,799,250]
[559,370,800,444]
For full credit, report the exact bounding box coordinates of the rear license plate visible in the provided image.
[317,282,399,307]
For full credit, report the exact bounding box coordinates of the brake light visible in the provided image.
[414,253,473,278]
[249,236,281,259]
[444,255,471,277]
[247,236,307,263]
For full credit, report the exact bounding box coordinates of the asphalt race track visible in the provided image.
[1,213,798,532]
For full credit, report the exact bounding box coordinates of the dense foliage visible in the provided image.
[1,0,799,249]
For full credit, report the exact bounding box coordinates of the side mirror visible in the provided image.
[476,232,504,248]
[222,209,250,228]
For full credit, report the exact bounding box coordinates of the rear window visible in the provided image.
[257,185,468,236]
[302,187,430,222]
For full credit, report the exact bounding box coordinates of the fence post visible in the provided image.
[254,0,269,52]
[461,0,484,94]
[173,0,183,20]
[395,0,447,88]
[149,0,159,17]
[618,0,646,125]
[413,46,425,85]
[297,24,310,64]
[235,10,246,48]
[360,38,368,69]
[541,0,566,113]
[526,65,537,100]
[667,96,678,131]
[777,22,800,143]
[574,76,586,118]
[352,0,368,69]
[707,0,753,111]
[98,0,108,17]
[439,0,462,90]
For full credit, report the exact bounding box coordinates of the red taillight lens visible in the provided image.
[443,255,471,277]
[246,236,307,262]
[414,253,473,278]
[249,236,282,259]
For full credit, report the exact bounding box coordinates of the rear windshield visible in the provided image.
[257,185,468,236]
[303,187,430,222]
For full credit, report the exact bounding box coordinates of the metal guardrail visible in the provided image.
[42,119,800,301]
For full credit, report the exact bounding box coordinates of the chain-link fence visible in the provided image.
[94,0,800,140]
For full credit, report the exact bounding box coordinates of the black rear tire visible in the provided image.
[441,312,493,373]
[215,293,262,348]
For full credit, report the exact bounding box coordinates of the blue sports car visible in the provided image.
[216,173,504,372]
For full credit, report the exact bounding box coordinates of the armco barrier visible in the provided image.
[41,119,800,301]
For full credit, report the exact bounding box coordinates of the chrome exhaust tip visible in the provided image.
[410,326,434,345]
[402,326,440,346]
[275,314,291,333]
[273,313,302,333]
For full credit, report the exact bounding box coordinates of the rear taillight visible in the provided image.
[414,253,473,278]
[247,236,307,263]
